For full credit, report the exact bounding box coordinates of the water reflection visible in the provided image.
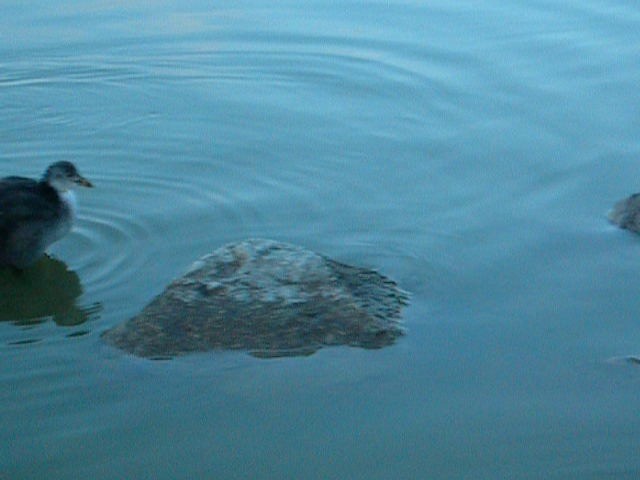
[0,255,100,326]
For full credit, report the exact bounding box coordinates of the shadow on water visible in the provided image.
[0,255,101,327]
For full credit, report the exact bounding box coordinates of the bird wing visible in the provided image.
[0,178,62,237]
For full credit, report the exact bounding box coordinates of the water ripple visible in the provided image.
[5,29,466,324]
[0,59,147,88]
[72,207,154,295]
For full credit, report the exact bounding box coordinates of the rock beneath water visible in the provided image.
[606,355,640,366]
[102,239,409,358]
[609,193,640,232]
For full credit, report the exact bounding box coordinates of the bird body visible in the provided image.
[0,162,92,269]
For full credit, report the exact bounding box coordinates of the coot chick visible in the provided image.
[0,161,92,269]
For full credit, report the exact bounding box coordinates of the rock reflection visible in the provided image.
[0,255,100,326]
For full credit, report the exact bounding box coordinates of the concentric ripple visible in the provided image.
[1,29,451,332]
[54,172,234,307]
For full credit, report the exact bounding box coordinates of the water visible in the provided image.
[1,0,640,478]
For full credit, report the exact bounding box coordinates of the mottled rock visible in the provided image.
[609,193,640,232]
[102,239,409,358]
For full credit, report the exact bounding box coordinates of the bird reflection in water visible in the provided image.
[0,255,101,328]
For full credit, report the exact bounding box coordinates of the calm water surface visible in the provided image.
[2,1,640,478]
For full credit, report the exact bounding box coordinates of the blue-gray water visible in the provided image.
[2,1,640,478]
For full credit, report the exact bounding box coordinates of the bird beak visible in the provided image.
[76,176,93,188]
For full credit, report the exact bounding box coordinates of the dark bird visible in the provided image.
[0,161,93,269]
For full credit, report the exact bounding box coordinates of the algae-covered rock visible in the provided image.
[102,239,409,358]
[609,193,640,233]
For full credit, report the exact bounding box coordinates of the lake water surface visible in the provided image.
[2,1,640,478]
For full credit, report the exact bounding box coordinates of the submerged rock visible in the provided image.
[606,355,640,366]
[102,239,409,358]
[609,193,640,232]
